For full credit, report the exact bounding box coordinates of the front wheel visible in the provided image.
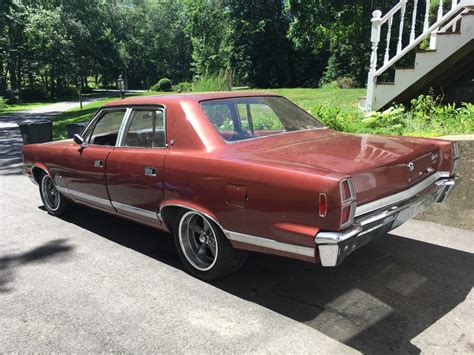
[174,210,247,280]
[39,173,70,216]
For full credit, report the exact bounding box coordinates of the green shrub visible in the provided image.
[311,94,474,137]
[19,86,47,101]
[173,82,192,93]
[156,78,173,92]
[335,76,359,89]
[56,86,78,98]
[192,72,227,92]
[0,96,7,110]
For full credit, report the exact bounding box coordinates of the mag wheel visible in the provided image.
[174,210,247,280]
[39,173,69,216]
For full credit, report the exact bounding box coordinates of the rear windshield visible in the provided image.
[200,96,325,142]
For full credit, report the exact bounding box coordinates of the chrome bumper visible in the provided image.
[315,173,456,267]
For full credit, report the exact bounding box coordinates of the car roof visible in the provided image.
[103,91,280,107]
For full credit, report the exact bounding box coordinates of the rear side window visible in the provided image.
[201,96,324,142]
[123,109,165,148]
[88,110,126,146]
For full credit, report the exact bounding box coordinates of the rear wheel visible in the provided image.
[39,173,69,216]
[174,210,247,280]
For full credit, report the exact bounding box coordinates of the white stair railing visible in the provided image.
[365,0,474,111]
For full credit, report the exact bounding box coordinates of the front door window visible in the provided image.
[87,110,126,146]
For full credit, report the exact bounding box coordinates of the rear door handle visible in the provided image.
[94,159,104,168]
[144,167,157,176]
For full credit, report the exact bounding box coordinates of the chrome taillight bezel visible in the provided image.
[340,178,357,229]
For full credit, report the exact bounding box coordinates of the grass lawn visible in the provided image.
[254,87,365,113]
[0,101,59,114]
[51,87,473,140]
[52,88,364,139]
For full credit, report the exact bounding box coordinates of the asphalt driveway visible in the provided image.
[1,174,473,353]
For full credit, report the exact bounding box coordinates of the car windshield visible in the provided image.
[200,96,326,142]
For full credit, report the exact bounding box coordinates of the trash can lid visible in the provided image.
[18,119,52,125]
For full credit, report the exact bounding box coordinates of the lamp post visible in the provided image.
[118,74,125,99]
[77,76,83,110]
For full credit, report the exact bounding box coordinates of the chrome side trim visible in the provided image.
[61,188,113,208]
[159,203,315,257]
[225,230,315,257]
[112,200,160,220]
[355,171,450,217]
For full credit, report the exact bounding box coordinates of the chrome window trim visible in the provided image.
[116,106,167,149]
[355,171,450,217]
[81,107,130,146]
[115,108,133,147]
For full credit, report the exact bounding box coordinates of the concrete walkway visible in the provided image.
[0,98,105,175]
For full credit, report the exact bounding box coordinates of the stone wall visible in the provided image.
[415,136,474,231]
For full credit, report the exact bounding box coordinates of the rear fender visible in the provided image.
[159,200,222,231]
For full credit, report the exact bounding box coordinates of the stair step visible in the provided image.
[377,82,395,85]
[461,11,474,16]
[438,31,461,35]
[416,48,436,54]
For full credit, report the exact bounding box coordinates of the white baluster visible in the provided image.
[424,0,431,32]
[451,0,457,31]
[430,0,444,49]
[366,10,383,111]
[397,0,407,54]
[384,15,393,64]
[437,0,444,20]
[410,0,419,43]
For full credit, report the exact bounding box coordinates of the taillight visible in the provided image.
[341,179,352,202]
[341,205,352,225]
[340,178,356,229]
[319,193,327,217]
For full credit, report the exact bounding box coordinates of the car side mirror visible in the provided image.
[73,134,85,145]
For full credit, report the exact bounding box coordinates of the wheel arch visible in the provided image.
[32,163,50,183]
[159,201,224,235]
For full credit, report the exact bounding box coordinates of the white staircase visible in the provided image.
[364,0,474,111]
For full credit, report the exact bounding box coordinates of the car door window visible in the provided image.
[88,110,126,146]
[123,109,165,148]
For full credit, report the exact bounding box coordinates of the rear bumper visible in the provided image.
[315,172,456,267]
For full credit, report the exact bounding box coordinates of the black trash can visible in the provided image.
[18,119,52,145]
[66,121,89,138]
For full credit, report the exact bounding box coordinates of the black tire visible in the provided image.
[38,172,70,216]
[173,209,247,280]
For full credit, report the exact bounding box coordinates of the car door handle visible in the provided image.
[144,167,157,176]
[94,159,104,168]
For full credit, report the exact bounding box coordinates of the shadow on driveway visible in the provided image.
[59,205,474,354]
[0,239,74,293]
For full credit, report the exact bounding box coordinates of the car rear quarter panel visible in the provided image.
[162,151,344,249]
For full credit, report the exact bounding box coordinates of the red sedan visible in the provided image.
[23,92,459,279]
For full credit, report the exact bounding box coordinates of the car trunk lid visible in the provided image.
[238,130,440,205]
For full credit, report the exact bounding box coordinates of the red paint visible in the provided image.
[22,92,458,263]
